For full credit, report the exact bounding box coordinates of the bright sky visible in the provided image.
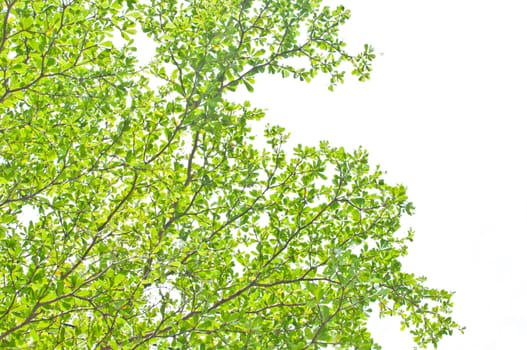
[124,0,527,348]
[10,1,524,348]
[231,0,527,348]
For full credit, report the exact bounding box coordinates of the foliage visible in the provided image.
[0,0,462,348]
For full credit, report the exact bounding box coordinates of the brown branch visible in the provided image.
[61,172,138,281]
[0,0,16,53]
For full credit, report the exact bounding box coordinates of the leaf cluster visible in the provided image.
[0,0,462,348]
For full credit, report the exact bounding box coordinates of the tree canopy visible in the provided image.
[0,0,462,348]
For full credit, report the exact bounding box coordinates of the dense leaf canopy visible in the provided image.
[0,0,462,348]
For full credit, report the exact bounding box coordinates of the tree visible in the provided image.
[0,0,462,348]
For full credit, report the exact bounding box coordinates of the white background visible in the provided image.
[232,0,527,348]
[12,0,526,348]
[129,0,527,348]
